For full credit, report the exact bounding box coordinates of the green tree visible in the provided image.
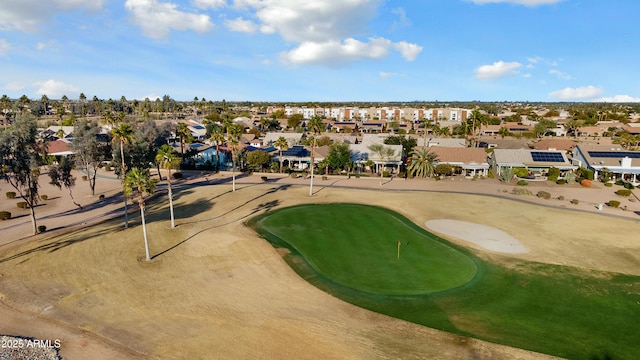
[48,157,81,209]
[155,145,180,228]
[228,124,243,192]
[534,119,557,138]
[326,142,351,172]
[0,114,41,235]
[246,150,272,171]
[498,126,510,139]
[209,126,225,171]
[111,122,135,228]
[384,135,417,158]
[274,136,289,173]
[368,143,397,185]
[288,113,303,129]
[123,168,157,262]
[72,119,108,196]
[407,147,438,178]
[176,122,191,161]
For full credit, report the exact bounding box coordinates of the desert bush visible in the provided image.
[172,172,183,179]
[615,179,625,186]
[40,194,48,200]
[608,200,621,208]
[616,189,632,197]
[604,182,613,187]
[558,195,565,201]
[17,201,27,209]
[82,175,88,181]
[517,180,528,186]
[382,170,390,178]
[37,225,46,233]
[0,211,11,220]
[536,191,551,199]
[5,192,16,199]
[580,179,592,187]
[570,199,579,205]
[624,182,635,189]
[556,179,567,185]
[512,188,532,196]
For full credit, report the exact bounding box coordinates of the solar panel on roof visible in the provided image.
[588,151,640,159]
[531,151,565,162]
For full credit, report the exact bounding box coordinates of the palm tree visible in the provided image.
[274,136,289,173]
[306,115,324,195]
[111,123,135,228]
[228,124,243,192]
[123,168,157,262]
[209,126,225,171]
[368,143,397,185]
[176,122,191,161]
[155,145,180,228]
[407,147,438,178]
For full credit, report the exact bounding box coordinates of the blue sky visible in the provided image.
[1,0,639,102]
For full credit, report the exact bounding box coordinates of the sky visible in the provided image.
[1,0,640,103]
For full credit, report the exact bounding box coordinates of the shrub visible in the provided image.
[578,167,595,180]
[604,182,613,187]
[37,225,46,233]
[536,191,551,199]
[6,191,16,199]
[382,170,390,178]
[624,182,635,189]
[513,168,529,178]
[608,200,621,208]
[556,179,567,185]
[82,175,88,181]
[615,179,625,186]
[17,201,27,209]
[487,171,494,179]
[616,189,632,197]
[517,180,528,186]
[558,195,565,201]
[172,172,183,179]
[0,211,11,220]
[580,179,592,187]
[40,194,48,200]
[547,167,560,182]
[570,199,579,205]
[99,194,105,201]
[512,188,532,196]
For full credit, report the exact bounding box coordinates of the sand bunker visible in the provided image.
[425,219,528,254]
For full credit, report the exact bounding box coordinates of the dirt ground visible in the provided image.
[0,170,638,359]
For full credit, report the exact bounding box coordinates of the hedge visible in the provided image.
[0,211,11,220]
[536,191,551,199]
[6,192,16,199]
[608,200,621,208]
[616,189,632,197]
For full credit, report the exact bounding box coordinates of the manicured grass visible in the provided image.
[250,204,640,359]
[254,203,477,295]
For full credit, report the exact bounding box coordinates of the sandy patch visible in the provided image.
[425,219,528,254]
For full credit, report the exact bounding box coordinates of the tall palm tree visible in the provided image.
[209,126,225,171]
[306,115,324,195]
[111,123,135,228]
[228,124,243,192]
[176,122,191,161]
[155,145,180,228]
[407,147,438,178]
[274,136,289,173]
[123,168,157,262]
[368,143,397,185]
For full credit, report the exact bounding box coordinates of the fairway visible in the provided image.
[253,203,477,295]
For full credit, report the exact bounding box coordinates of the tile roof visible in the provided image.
[426,147,488,164]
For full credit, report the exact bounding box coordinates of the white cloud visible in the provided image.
[0,39,9,56]
[379,72,405,78]
[281,37,391,65]
[231,0,420,65]
[36,42,46,50]
[193,0,226,9]
[548,86,602,100]
[522,73,532,78]
[393,41,422,61]
[125,0,214,39]
[0,0,105,32]
[549,69,573,80]
[34,80,79,99]
[469,0,561,6]
[594,95,640,103]
[137,94,161,101]
[475,61,522,79]
[391,7,411,28]
[527,56,543,64]
[3,82,26,92]
[225,17,258,33]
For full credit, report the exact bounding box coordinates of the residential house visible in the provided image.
[572,144,640,185]
[489,149,576,177]
[427,147,490,177]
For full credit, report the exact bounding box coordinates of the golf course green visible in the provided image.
[250,203,640,359]
[252,203,478,295]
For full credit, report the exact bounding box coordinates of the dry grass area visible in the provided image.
[0,173,639,359]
